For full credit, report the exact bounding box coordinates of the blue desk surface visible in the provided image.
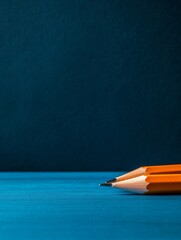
[0,172,181,240]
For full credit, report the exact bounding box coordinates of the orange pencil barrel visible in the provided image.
[111,174,181,194]
[100,164,181,194]
[110,164,181,183]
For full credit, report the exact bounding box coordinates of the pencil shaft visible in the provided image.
[110,164,181,183]
[100,164,181,194]
[112,174,181,194]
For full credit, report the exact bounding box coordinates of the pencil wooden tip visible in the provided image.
[106,178,117,184]
[100,183,112,187]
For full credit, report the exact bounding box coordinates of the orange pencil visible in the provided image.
[101,174,181,194]
[104,164,181,184]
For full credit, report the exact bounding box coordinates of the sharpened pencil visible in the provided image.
[104,164,181,184]
[100,164,181,194]
[101,174,181,194]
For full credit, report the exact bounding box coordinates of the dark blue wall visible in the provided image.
[0,0,180,171]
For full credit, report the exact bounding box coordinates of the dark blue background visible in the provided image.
[0,0,180,171]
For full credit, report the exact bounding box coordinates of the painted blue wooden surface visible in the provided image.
[0,172,181,240]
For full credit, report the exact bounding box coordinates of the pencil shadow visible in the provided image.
[117,193,181,196]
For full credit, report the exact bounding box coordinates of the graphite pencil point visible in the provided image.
[106,178,117,184]
[100,183,112,187]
